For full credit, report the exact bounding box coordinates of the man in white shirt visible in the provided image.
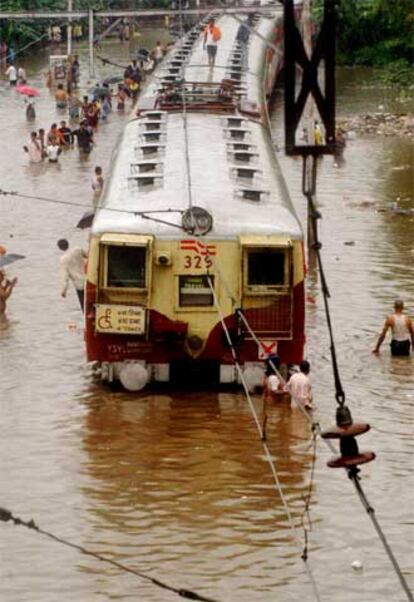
[57,239,87,310]
[17,66,26,84]
[46,141,61,163]
[5,63,17,86]
[286,361,313,410]
[23,131,42,163]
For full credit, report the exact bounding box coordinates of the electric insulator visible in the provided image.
[321,404,375,469]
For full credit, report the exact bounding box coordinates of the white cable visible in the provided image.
[205,274,322,602]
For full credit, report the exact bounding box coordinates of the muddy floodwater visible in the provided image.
[0,35,413,602]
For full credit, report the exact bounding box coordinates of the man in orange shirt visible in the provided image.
[203,18,221,68]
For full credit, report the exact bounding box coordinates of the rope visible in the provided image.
[0,189,185,231]
[205,274,322,602]
[0,508,219,602]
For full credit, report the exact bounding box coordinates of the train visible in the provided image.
[85,7,305,391]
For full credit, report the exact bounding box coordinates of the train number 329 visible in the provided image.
[183,255,213,269]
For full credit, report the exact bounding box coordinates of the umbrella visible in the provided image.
[102,75,123,85]
[16,85,40,97]
[87,86,111,99]
[0,253,25,268]
[76,210,95,229]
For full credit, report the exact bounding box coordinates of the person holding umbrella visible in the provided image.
[25,96,36,121]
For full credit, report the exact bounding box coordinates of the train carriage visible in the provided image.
[85,9,305,390]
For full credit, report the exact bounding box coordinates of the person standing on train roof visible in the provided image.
[203,18,221,68]
[373,299,414,356]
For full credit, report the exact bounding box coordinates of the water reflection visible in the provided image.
[81,389,313,524]
[0,42,413,602]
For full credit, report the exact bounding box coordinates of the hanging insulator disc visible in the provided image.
[327,451,376,468]
[321,423,370,439]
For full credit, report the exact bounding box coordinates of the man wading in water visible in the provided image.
[373,300,414,356]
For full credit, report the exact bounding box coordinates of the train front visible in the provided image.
[84,10,305,391]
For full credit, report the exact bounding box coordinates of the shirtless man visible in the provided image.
[373,300,414,356]
[0,271,17,315]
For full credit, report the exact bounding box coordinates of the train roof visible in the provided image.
[92,10,303,242]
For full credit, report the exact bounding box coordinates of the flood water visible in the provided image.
[0,34,413,602]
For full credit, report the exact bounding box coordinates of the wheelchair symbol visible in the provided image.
[98,308,113,330]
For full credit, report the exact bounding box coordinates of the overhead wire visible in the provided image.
[2,9,411,601]
[303,156,413,602]
[204,273,322,602]
[188,13,413,598]
[0,189,185,231]
[7,32,49,59]
[176,0,195,229]
[0,508,219,602]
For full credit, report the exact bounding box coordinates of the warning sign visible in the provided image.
[257,340,278,360]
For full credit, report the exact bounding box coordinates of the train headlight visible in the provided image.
[119,362,149,391]
[155,251,172,266]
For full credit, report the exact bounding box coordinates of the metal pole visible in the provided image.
[89,9,95,78]
[302,0,318,256]
[67,0,72,56]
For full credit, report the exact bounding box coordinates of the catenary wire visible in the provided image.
[176,0,195,228]
[0,508,219,602]
[2,13,411,599]
[204,274,322,602]
[4,32,49,60]
[0,189,185,230]
[303,156,413,601]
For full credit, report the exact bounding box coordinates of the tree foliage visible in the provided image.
[335,0,413,66]
[312,0,413,86]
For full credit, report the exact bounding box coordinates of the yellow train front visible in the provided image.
[85,10,305,390]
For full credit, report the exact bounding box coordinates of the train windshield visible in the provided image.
[107,245,146,288]
[247,249,286,286]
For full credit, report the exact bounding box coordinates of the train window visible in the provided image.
[179,275,214,307]
[246,249,286,287]
[107,245,146,288]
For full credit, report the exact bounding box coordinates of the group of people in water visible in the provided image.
[23,120,96,162]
